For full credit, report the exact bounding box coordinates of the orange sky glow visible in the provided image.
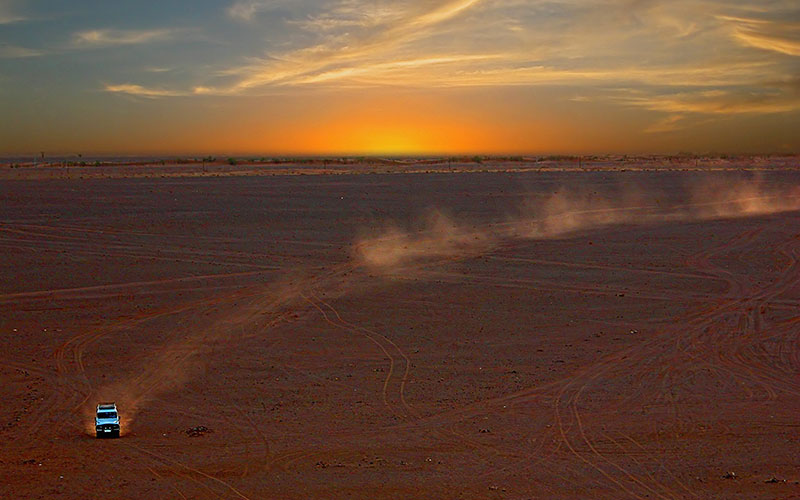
[0,0,798,155]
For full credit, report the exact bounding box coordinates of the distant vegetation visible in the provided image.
[2,153,793,174]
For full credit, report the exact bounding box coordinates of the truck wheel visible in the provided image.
[113,430,120,438]
[96,431,102,438]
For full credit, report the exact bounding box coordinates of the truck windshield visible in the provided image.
[97,412,117,419]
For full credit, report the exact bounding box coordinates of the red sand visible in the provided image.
[1,166,799,498]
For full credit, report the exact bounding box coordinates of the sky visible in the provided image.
[0,0,798,155]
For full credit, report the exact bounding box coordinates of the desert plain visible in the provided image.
[1,158,799,499]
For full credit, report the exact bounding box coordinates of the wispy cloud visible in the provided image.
[226,0,296,22]
[0,12,23,24]
[298,61,776,89]
[103,82,220,98]
[221,0,487,92]
[295,54,502,85]
[0,43,43,58]
[72,29,175,48]
[735,30,800,56]
[721,14,800,56]
[624,89,800,115]
[104,84,190,98]
[227,1,261,22]
[644,114,686,134]
[0,0,25,24]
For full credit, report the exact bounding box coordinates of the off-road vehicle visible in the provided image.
[95,402,120,438]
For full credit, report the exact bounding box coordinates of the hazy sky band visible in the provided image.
[1,0,798,154]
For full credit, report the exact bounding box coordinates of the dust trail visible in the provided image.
[87,175,800,429]
[355,176,800,273]
[86,270,358,431]
[686,176,800,219]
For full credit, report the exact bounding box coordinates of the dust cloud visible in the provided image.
[353,210,495,270]
[355,177,800,273]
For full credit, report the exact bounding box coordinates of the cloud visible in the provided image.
[72,29,174,48]
[227,1,262,22]
[644,114,686,133]
[0,43,43,58]
[295,54,503,85]
[764,76,800,93]
[308,61,775,89]
[719,13,800,56]
[624,89,800,115]
[0,13,23,24]
[104,84,190,98]
[104,83,219,98]
[413,0,482,27]
[735,30,800,56]
[0,0,25,24]
[221,0,487,92]
[226,0,294,22]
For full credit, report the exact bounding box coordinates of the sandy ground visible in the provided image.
[0,166,799,499]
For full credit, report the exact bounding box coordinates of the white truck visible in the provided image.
[95,402,120,438]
